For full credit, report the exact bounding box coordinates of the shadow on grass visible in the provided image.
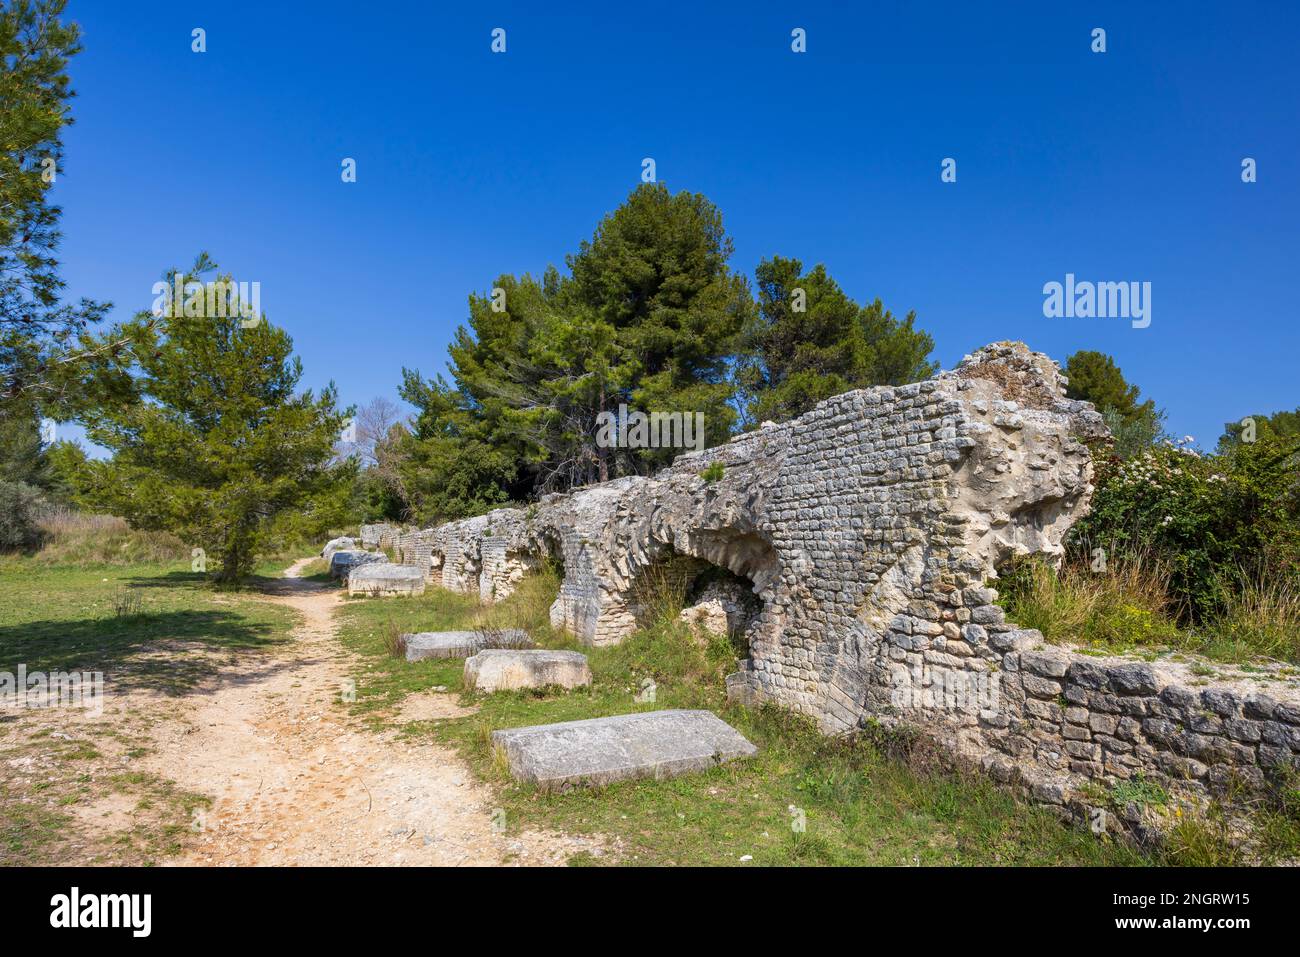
[118,570,209,589]
[0,608,291,696]
[119,567,337,595]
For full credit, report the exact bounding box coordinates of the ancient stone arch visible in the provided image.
[390,342,1300,823]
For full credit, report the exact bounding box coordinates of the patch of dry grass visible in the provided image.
[29,508,188,567]
[999,552,1300,666]
[997,552,1181,652]
[1196,573,1300,665]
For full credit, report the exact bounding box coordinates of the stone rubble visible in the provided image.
[402,630,534,662]
[346,563,427,597]
[328,549,384,580]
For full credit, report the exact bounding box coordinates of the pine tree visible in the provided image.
[0,0,109,403]
[738,255,937,424]
[399,185,752,515]
[74,257,349,582]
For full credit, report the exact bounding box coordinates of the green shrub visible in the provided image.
[0,481,45,549]
[1071,434,1300,622]
[699,461,725,483]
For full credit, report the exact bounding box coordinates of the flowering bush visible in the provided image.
[1070,434,1300,621]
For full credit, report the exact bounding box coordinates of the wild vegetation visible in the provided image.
[997,404,1300,669]
[334,563,1299,865]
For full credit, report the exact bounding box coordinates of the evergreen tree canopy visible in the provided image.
[398,184,752,521]
[1219,406,1300,451]
[1063,350,1156,425]
[73,257,349,582]
[738,255,937,423]
[0,0,109,403]
[1062,350,1165,458]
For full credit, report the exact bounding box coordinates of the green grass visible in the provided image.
[0,553,298,865]
[0,777,72,865]
[997,555,1300,668]
[0,558,296,694]
[295,557,332,582]
[335,569,1158,866]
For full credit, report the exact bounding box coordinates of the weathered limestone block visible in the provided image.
[328,549,384,579]
[322,536,357,561]
[463,649,591,692]
[360,523,400,550]
[403,629,533,661]
[678,580,755,641]
[346,563,426,597]
[491,710,758,789]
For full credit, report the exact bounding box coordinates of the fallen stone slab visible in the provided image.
[464,649,591,692]
[328,549,384,579]
[491,709,758,789]
[347,563,427,597]
[402,629,533,662]
[322,536,357,560]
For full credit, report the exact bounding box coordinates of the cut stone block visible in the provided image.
[322,536,357,560]
[491,709,758,789]
[403,629,533,662]
[347,563,427,597]
[328,549,383,579]
[464,649,591,692]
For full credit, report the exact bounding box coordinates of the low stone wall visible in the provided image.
[872,620,1300,832]
[396,341,1300,824]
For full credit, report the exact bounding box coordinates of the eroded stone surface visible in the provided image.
[679,580,756,642]
[384,341,1300,824]
[322,536,357,561]
[491,710,757,789]
[403,630,533,662]
[360,523,400,550]
[346,563,427,597]
[328,549,384,579]
[464,649,591,692]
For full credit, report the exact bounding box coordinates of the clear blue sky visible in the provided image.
[52,1,1298,452]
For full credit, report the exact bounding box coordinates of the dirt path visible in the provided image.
[141,558,596,866]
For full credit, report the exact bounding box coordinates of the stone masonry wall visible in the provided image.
[396,341,1300,828]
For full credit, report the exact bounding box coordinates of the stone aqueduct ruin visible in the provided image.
[384,342,1300,826]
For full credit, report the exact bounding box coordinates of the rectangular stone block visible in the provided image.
[403,629,532,661]
[464,649,591,692]
[491,709,758,790]
[347,563,427,597]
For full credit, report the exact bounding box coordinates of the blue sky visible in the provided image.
[51,1,1298,452]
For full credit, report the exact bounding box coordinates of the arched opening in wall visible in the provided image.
[477,539,565,635]
[627,537,776,664]
[529,529,565,589]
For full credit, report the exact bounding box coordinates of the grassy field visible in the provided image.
[0,558,296,694]
[0,555,298,865]
[335,568,1166,866]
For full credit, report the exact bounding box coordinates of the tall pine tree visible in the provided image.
[399,184,752,520]
[1,0,109,405]
[74,257,349,582]
[737,255,936,424]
